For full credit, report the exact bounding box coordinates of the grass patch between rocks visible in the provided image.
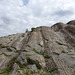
[49,67,58,73]
[0,56,18,75]
[33,48,40,55]
[44,55,52,59]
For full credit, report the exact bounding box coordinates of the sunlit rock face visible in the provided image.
[0,20,75,75]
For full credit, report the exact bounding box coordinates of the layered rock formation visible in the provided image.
[0,20,75,75]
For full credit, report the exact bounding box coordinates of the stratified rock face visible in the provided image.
[0,20,75,75]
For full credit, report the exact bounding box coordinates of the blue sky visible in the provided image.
[23,0,29,5]
[0,0,75,36]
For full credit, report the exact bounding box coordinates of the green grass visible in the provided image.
[39,73,54,75]
[35,62,42,69]
[38,70,54,75]
[0,56,18,74]
[0,44,2,50]
[25,54,32,58]
[0,44,5,50]
[17,70,23,75]
[17,63,25,68]
[1,52,10,56]
[0,65,12,74]
[17,67,55,75]
[71,56,74,58]
[49,67,58,73]
[33,48,40,54]
[44,55,51,59]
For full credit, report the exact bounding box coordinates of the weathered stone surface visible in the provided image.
[16,52,27,65]
[10,63,20,75]
[59,53,75,68]
[0,20,75,75]
[26,64,37,70]
[27,55,45,68]
[0,52,18,72]
[51,22,67,32]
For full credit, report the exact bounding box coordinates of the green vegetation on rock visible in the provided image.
[33,48,40,54]
[44,55,52,59]
[49,67,58,73]
[0,44,2,50]
[1,52,10,56]
[25,54,32,58]
[0,56,18,75]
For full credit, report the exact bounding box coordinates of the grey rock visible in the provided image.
[59,53,75,68]
[16,52,27,65]
[26,64,37,70]
[27,55,45,68]
[0,52,18,72]
[10,63,20,75]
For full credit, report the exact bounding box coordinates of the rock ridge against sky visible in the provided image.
[0,0,75,36]
[0,20,75,75]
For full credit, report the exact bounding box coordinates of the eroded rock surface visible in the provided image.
[0,20,75,75]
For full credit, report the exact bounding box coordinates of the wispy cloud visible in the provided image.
[53,9,74,16]
[0,0,75,36]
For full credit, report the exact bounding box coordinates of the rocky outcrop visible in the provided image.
[0,20,75,75]
[67,20,75,26]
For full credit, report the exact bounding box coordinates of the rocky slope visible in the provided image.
[0,20,75,75]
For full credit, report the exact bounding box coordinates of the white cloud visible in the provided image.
[0,0,75,36]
